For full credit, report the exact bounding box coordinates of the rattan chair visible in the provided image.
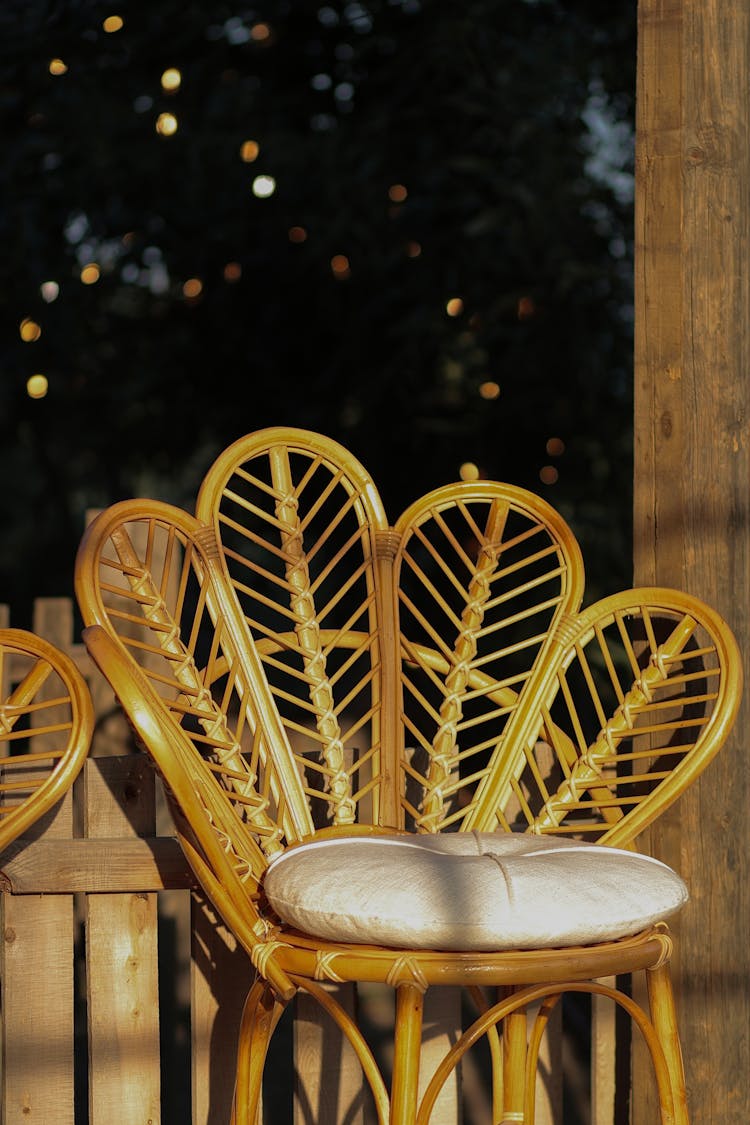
[0,629,93,851]
[74,427,741,1125]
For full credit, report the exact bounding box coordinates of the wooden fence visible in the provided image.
[0,597,626,1125]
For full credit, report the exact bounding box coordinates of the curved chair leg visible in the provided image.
[524,995,561,1124]
[233,978,288,1125]
[390,982,425,1125]
[647,962,690,1125]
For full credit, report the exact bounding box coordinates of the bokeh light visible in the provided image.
[446,297,464,317]
[546,436,565,456]
[19,318,42,342]
[479,381,500,400]
[240,140,260,162]
[252,175,276,198]
[459,462,481,482]
[223,262,242,282]
[331,254,350,279]
[406,241,421,258]
[539,465,559,485]
[40,281,59,302]
[102,15,124,33]
[161,68,182,92]
[182,278,203,298]
[156,113,178,136]
[49,58,67,76]
[388,183,407,203]
[288,226,307,243]
[80,264,100,284]
[27,374,49,399]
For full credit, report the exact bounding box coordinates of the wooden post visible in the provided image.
[634,0,750,1118]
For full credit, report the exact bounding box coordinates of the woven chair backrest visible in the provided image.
[0,629,93,850]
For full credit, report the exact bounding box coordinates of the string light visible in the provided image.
[102,15,124,33]
[49,58,67,76]
[27,374,49,399]
[80,264,100,284]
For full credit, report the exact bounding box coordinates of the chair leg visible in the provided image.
[647,962,690,1125]
[233,977,287,1125]
[390,982,425,1125]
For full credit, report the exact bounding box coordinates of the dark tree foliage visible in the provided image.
[0,0,636,628]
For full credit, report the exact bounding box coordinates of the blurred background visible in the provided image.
[0,0,636,629]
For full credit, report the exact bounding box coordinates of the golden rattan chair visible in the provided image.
[0,629,93,851]
[74,426,742,1125]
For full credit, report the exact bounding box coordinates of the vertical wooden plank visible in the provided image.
[1,598,78,1123]
[417,990,461,1125]
[294,985,367,1125]
[634,0,750,1119]
[85,755,162,1125]
[591,987,615,1125]
[1,895,77,1124]
[191,893,257,1125]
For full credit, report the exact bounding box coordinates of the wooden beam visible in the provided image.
[0,836,196,894]
[634,0,750,1118]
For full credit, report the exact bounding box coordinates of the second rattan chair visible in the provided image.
[0,628,93,852]
[74,427,741,1124]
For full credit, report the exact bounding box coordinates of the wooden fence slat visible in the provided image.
[0,598,78,1123]
[1,894,77,1124]
[591,984,616,1124]
[190,894,258,1125]
[294,985,367,1125]
[84,755,162,1125]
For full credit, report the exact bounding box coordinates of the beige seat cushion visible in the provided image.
[263,831,688,951]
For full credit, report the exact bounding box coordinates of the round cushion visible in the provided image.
[262,831,688,951]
